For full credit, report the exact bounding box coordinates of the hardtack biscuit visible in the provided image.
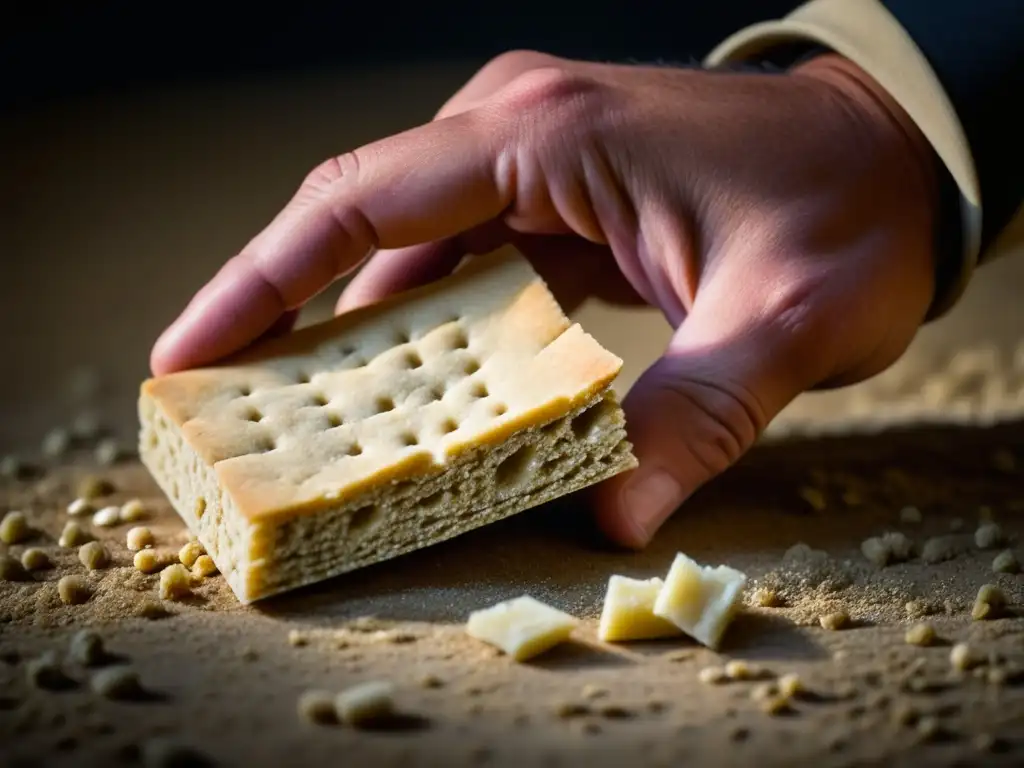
[138,247,638,603]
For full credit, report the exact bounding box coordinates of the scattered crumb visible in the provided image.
[0,554,29,582]
[92,505,121,527]
[760,696,792,716]
[0,455,30,479]
[972,584,1008,621]
[67,498,93,516]
[298,690,338,725]
[58,575,92,604]
[950,642,981,671]
[554,701,590,719]
[819,611,850,631]
[136,599,172,620]
[987,667,1007,686]
[724,660,762,681]
[898,506,922,524]
[159,564,192,600]
[179,540,205,568]
[921,536,962,564]
[861,532,914,567]
[0,510,29,544]
[581,684,609,700]
[335,680,395,727]
[77,475,115,500]
[78,540,109,570]
[95,438,122,466]
[992,550,1020,574]
[418,673,443,689]
[750,682,777,702]
[120,498,148,522]
[905,600,941,619]
[134,549,164,574]
[59,521,90,548]
[127,526,155,551]
[905,623,936,647]
[698,667,727,685]
[751,587,783,608]
[975,523,1007,550]
[20,547,51,571]
[663,650,694,663]
[288,630,309,647]
[191,555,218,579]
[42,427,71,458]
[68,630,106,666]
[777,674,803,698]
[90,666,144,699]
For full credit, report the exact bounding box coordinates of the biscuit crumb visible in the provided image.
[191,555,218,579]
[921,536,961,564]
[950,642,981,671]
[972,584,1007,621]
[95,438,123,466]
[581,684,609,700]
[0,510,29,544]
[178,540,205,568]
[992,550,1020,574]
[698,666,727,685]
[68,630,106,666]
[334,680,395,727]
[288,630,309,647]
[58,574,92,604]
[42,427,72,458]
[898,506,922,524]
[724,660,760,681]
[750,682,777,702]
[751,587,783,608]
[159,564,192,600]
[0,554,29,582]
[777,674,803,698]
[78,541,109,570]
[986,667,1007,686]
[59,521,89,548]
[298,690,338,725]
[77,475,114,500]
[67,498,93,516]
[20,547,51,571]
[134,549,164,574]
[760,695,792,716]
[418,673,443,689]
[120,498,148,522]
[975,523,1006,550]
[905,623,936,647]
[92,506,121,527]
[861,532,913,566]
[0,455,31,480]
[90,666,144,700]
[126,526,155,551]
[905,599,940,619]
[819,611,850,631]
[554,701,590,719]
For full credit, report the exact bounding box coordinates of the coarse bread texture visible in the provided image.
[138,247,638,603]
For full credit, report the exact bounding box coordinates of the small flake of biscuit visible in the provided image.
[0,511,29,544]
[20,548,51,571]
[57,575,92,605]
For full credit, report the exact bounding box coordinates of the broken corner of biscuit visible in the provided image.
[138,246,638,604]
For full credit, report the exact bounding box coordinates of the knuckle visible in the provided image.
[480,49,562,79]
[496,66,600,120]
[303,152,362,192]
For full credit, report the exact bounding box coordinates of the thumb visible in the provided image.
[591,280,832,548]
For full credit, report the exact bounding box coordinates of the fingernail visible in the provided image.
[620,469,683,545]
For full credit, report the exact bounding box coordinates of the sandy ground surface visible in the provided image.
[3,63,1024,767]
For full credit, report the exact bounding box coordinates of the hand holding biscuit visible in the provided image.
[152,51,938,548]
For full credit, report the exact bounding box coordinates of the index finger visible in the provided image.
[150,109,515,375]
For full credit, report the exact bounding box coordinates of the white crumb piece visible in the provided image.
[750,587,783,608]
[78,541,109,570]
[134,549,164,574]
[0,510,29,544]
[68,629,106,666]
[191,555,218,579]
[120,498,148,522]
[42,427,71,458]
[697,666,728,685]
[975,523,1007,550]
[59,521,89,548]
[652,552,747,650]
[921,536,961,564]
[750,682,777,701]
[92,506,121,527]
[760,695,793,716]
[126,526,155,551]
[597,575,681,642]
[159,564,193,600]
[777,673,803,698]
[905,623,936,647]
[58,574,92,605]
[95,438,122,466]
[861,532,914,567]
[20,548,51,571]
[466,595,578,661]
[334,680,395,726]
[0,555,29,582]
[288,630,309,647]
[950,642,981,671]
[178,540,206,568]
[992,550,1020,574]
[898,506,922,524]
[91,666,143,699]
[581,684,608,700]
[67,498,93,516]
[724,660,761,680]
[298,690,338,724]
[972,584,1008,621]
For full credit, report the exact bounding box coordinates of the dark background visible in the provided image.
[3,1,801,109]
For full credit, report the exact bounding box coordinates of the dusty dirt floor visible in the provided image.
[3,63,1024,767]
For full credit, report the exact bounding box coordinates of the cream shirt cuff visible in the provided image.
[703,0,987,318]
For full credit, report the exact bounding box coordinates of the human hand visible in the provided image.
[151,50,938,548]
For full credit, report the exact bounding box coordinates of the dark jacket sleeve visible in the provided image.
[882,0,1024,254]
